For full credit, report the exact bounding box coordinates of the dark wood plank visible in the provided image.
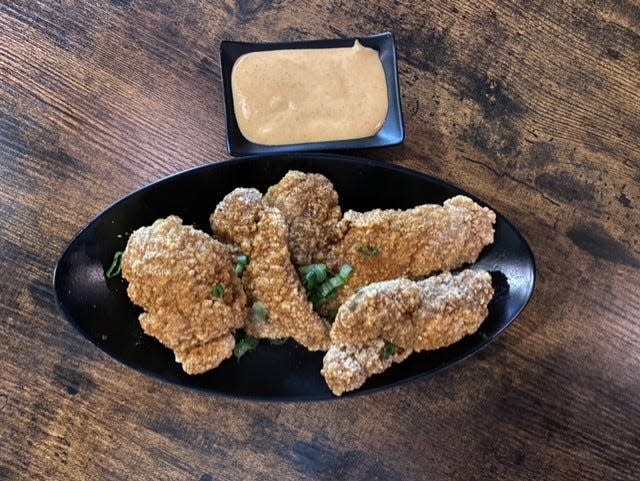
[1,0,638,480]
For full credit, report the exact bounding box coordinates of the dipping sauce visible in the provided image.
[231,41,389,145]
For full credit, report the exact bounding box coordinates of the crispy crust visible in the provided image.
[121,216,246,374]
[321,341,411,396]
[210,188,331,351]
[323,195,496,311]
[140,314,235,374]
[264,170,342,266]
[322,270,494,395]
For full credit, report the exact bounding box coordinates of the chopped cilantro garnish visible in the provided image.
[235,254,249,276]
[337,264,353,279]
[300,264,330,290]
[381,341,398,360]
[299,263,353,311]
[252,301,268,321]
[212,282,225,298]
[106,251,123,278]
[234,332,259,361]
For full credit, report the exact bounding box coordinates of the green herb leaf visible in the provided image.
[318,278,338,298]
[316,264,353,300]
[235,254,249,276]
[234,332,260,361]
[356,245,380,257]
[299,264,319,275]
[300,264,329,290]
[252,301,268,321]
[308,290,325,310]
[381,341,398,360]
[337,264,353,279]
[299,263,353,311]
[106,251,123,278]
[270,338,288,346]
[212,282,225,298]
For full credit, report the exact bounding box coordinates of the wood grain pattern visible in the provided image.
[1,0,639,479]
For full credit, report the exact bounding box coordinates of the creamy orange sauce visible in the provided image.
[231,41,388,145]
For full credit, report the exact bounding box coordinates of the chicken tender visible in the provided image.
[322,341,411,397]
[139,313,235,374]
[121,216,246,374]
[321,269,494,395]
[210,188,331,351]
[323,195,496,310]
[264,171,342,265]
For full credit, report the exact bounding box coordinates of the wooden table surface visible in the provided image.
[2,1,639,480]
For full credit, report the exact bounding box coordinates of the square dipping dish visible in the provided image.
[219,32,405,156]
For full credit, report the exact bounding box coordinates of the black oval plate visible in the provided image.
[53,154,535,401]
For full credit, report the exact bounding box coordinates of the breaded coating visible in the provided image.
[321,341,411,397]
[264,171,342,265]
[139,313,235,374]
[332,270,494,349]
[323,195,496,310]
[210,188,331,351]
[322,270,494,395]
[121,216,246,374]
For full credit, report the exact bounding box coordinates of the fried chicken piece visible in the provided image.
[139,313,235,374]
[321,270,494,395]
[121,216,246,374]
[323,195,496,311]
[331,270,494,348]
[210,188,331,351]
[322,341,411,397]
[264,171,342,265]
